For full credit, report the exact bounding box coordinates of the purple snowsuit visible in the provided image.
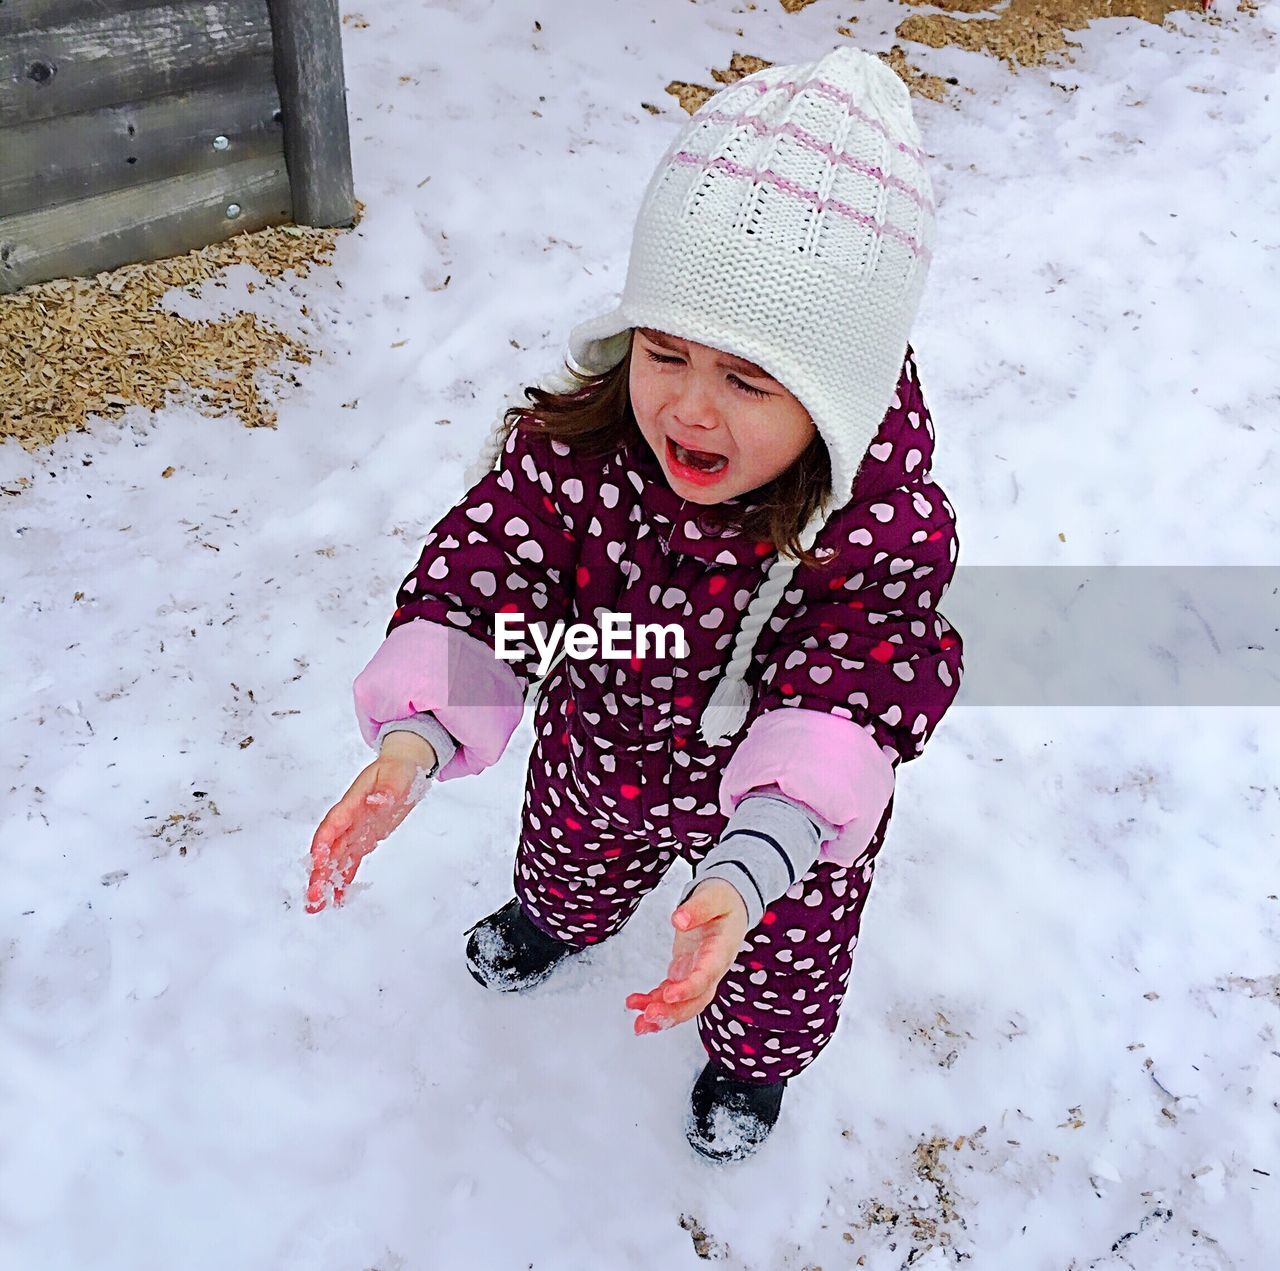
[354,346,963,1082]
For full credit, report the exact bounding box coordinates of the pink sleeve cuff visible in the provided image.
[719,708,896,867]
[353,620,525,781]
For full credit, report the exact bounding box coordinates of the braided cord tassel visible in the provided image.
[463,362,583,488]
[697,514,827,745]
[698,673,755,747]
[462,407,511,488]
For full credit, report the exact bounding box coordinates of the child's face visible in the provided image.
[628,328,817,506]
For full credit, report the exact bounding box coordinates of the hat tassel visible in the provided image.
[698,674,752,746]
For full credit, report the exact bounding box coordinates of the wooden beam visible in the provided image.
[0,153,291,293]
[0,1,162,41]
[0,0,274,127]
[0,78,284,219]
[265,0,355,228]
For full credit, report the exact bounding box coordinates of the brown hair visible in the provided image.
[501,334,833,567]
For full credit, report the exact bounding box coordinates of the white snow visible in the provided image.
[3,1,1278,1268]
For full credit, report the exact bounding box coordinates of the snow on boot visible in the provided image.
[464,897,584,992]
[685,1058,788,1162]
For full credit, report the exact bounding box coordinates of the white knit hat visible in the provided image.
[570,47,934,511]
[565,46,937,744]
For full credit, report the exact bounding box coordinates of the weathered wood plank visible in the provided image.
[266,0,354,228]
[0,78,283,218]
[0,0,161,41]
[0,153,291,293]
[0,0,274,128]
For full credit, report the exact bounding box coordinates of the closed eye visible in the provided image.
[642,349,771,399]
[727,374,770,399]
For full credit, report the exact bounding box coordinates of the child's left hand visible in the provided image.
[625,880,749,1035]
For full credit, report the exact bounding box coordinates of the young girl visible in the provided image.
[307,45,963,1163]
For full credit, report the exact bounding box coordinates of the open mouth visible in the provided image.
[667,436,728,478]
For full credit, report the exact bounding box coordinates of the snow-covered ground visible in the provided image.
[3,1,1278,1267]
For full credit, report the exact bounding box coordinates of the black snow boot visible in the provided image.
[464,897,584,992]
[685,1058,789,1162]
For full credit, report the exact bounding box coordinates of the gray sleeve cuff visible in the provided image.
[375,712,459,778]
[678,792,837,930]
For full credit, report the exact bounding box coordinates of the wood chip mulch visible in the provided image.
[1,212,359,452]
[665,0,1213,115]
[896,0,1205,72]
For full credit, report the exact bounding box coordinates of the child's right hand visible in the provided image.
[305,732,437,914]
